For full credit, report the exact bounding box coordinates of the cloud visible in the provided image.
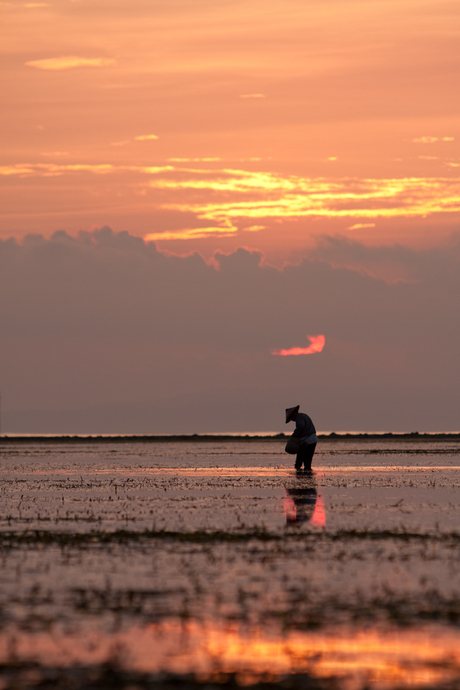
[3,159,460,242]
[40,151,70,157]
[168,158,222,163]
[25,56,116,70]
[111,134,159,147]
[309,233,460,284]
[1,227,460,433]
[3,158,460,247]
[145,222,237,241]
[0,163,173,177]
[242,225,265,233]
[412,136,455,144]
[159,173,460,229]
[272,335,325,356]
[239,93,266,99]
[347,223,376,230]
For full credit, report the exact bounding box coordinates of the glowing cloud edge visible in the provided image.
[271,335,325,356]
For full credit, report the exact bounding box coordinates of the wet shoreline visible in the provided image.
[1,438,460,689]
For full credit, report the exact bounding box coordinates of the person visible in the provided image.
[285,405,317,471]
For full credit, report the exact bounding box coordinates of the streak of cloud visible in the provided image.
[412,136,455,144]
[25,56,116,70]
[2,160,460,240]
[168,158,222,163]
[0,163,116,176]
[111,134,159,146]
[0,163,173,176]
[272,335,325,357]
[347,223,376,230]
[145,223,237,241]
[40,151,70,157]
[165,175,460,228]
[242,225,265,233]
[134,134,159,141]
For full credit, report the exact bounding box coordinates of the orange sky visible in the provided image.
[1,0,460,266]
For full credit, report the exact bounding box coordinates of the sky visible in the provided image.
[1,0,460,433]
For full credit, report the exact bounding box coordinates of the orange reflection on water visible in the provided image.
[1,622,460,688]
[310,494,326,527]
[196,624,460,687]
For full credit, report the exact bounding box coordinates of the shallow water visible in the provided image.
[1,438,460,689]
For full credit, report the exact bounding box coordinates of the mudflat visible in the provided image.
[1,437,459,689]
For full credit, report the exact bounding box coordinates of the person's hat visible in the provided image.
[285,405,300,423]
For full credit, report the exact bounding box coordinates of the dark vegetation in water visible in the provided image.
[1,528,460,549]
[0,664,343,690]
[65,585,460,627]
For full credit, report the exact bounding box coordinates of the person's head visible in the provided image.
[285,405,300,423]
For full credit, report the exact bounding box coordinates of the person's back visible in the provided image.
[293,412,316,442]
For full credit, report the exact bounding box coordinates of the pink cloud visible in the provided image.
[271,334,325,356]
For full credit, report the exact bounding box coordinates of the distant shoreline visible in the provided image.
[1,432,460,443]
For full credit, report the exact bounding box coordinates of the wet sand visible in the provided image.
[0,437,459,689]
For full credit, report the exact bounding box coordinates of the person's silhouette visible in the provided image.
[285,405,317,471]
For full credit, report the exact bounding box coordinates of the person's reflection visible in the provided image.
[284,473,326,527]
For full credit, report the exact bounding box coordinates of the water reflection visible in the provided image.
[1,621,460,689]
[284,472,326,527]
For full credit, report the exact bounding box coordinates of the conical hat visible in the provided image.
[285,405,300,423]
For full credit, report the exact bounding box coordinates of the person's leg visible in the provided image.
[303,443,316,471]
[295,444,307,470]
